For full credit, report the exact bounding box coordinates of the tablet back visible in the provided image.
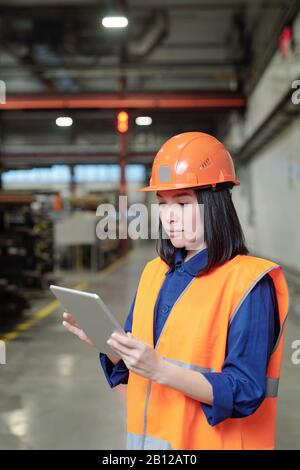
[50,285,125,355]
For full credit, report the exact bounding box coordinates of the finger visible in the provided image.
[107,343,147,375]
[78,329,95,346]
[107,338,132,355]
[63,321,94,346]
[111,332,139,349]
[62,321,82,337]
[107,341,128,359]
[63,312,79,328]
[107,338,136,357]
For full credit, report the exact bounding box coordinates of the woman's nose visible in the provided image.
[165,203,181,223]
[166,211,175,224]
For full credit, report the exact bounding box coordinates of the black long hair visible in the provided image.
[156,182,249,276]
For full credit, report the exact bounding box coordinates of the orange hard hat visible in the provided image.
[138,132,240,192]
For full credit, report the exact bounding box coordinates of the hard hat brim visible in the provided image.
[138,180,240,192]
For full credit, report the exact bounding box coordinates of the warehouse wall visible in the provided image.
[225,8,300,273]
[232,117,300,272]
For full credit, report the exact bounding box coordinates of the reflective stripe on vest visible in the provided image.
[127,432,174,450]
[163,356,280,398]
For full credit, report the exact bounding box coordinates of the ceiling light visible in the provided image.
[56,117,73,127]
[102,16,128,28]
[135,116,152,126]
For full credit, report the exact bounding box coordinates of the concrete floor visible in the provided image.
[0,242,299,450]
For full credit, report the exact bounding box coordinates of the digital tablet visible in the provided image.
[50,284,125,355]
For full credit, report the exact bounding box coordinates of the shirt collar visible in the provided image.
[165,247,208,277]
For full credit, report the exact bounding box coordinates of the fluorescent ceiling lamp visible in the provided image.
[56,116,73,127]
[102,16,128,28]
[135,116,152,126]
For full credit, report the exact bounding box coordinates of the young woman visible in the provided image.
[63,132,289,450]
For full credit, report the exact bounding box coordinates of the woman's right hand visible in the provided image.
[62,312,121,365]
[62,312,96,347]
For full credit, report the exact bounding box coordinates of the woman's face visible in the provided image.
[156,189,205,251]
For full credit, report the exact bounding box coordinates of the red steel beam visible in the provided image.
[0,93,246,110]
[1,152,154,158]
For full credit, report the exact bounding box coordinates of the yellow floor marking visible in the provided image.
[0,249,131,343]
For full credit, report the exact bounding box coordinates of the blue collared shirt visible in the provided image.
[99,248,280,426]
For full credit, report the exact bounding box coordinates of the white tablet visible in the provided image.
[50,284,125,355]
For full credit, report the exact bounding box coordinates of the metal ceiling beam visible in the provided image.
[0,93,246,110]
[1,61,246,73]
[0,1,286,13]
[1,150,156,167]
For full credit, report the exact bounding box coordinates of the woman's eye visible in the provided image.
[158,201,189,206]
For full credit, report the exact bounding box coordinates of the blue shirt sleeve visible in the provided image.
[99,290,135,387]
[201,274,279,426]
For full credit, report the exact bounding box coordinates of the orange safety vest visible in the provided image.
[126,253,289,450]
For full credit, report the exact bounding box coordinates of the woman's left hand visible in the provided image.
[107,331,165,382]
